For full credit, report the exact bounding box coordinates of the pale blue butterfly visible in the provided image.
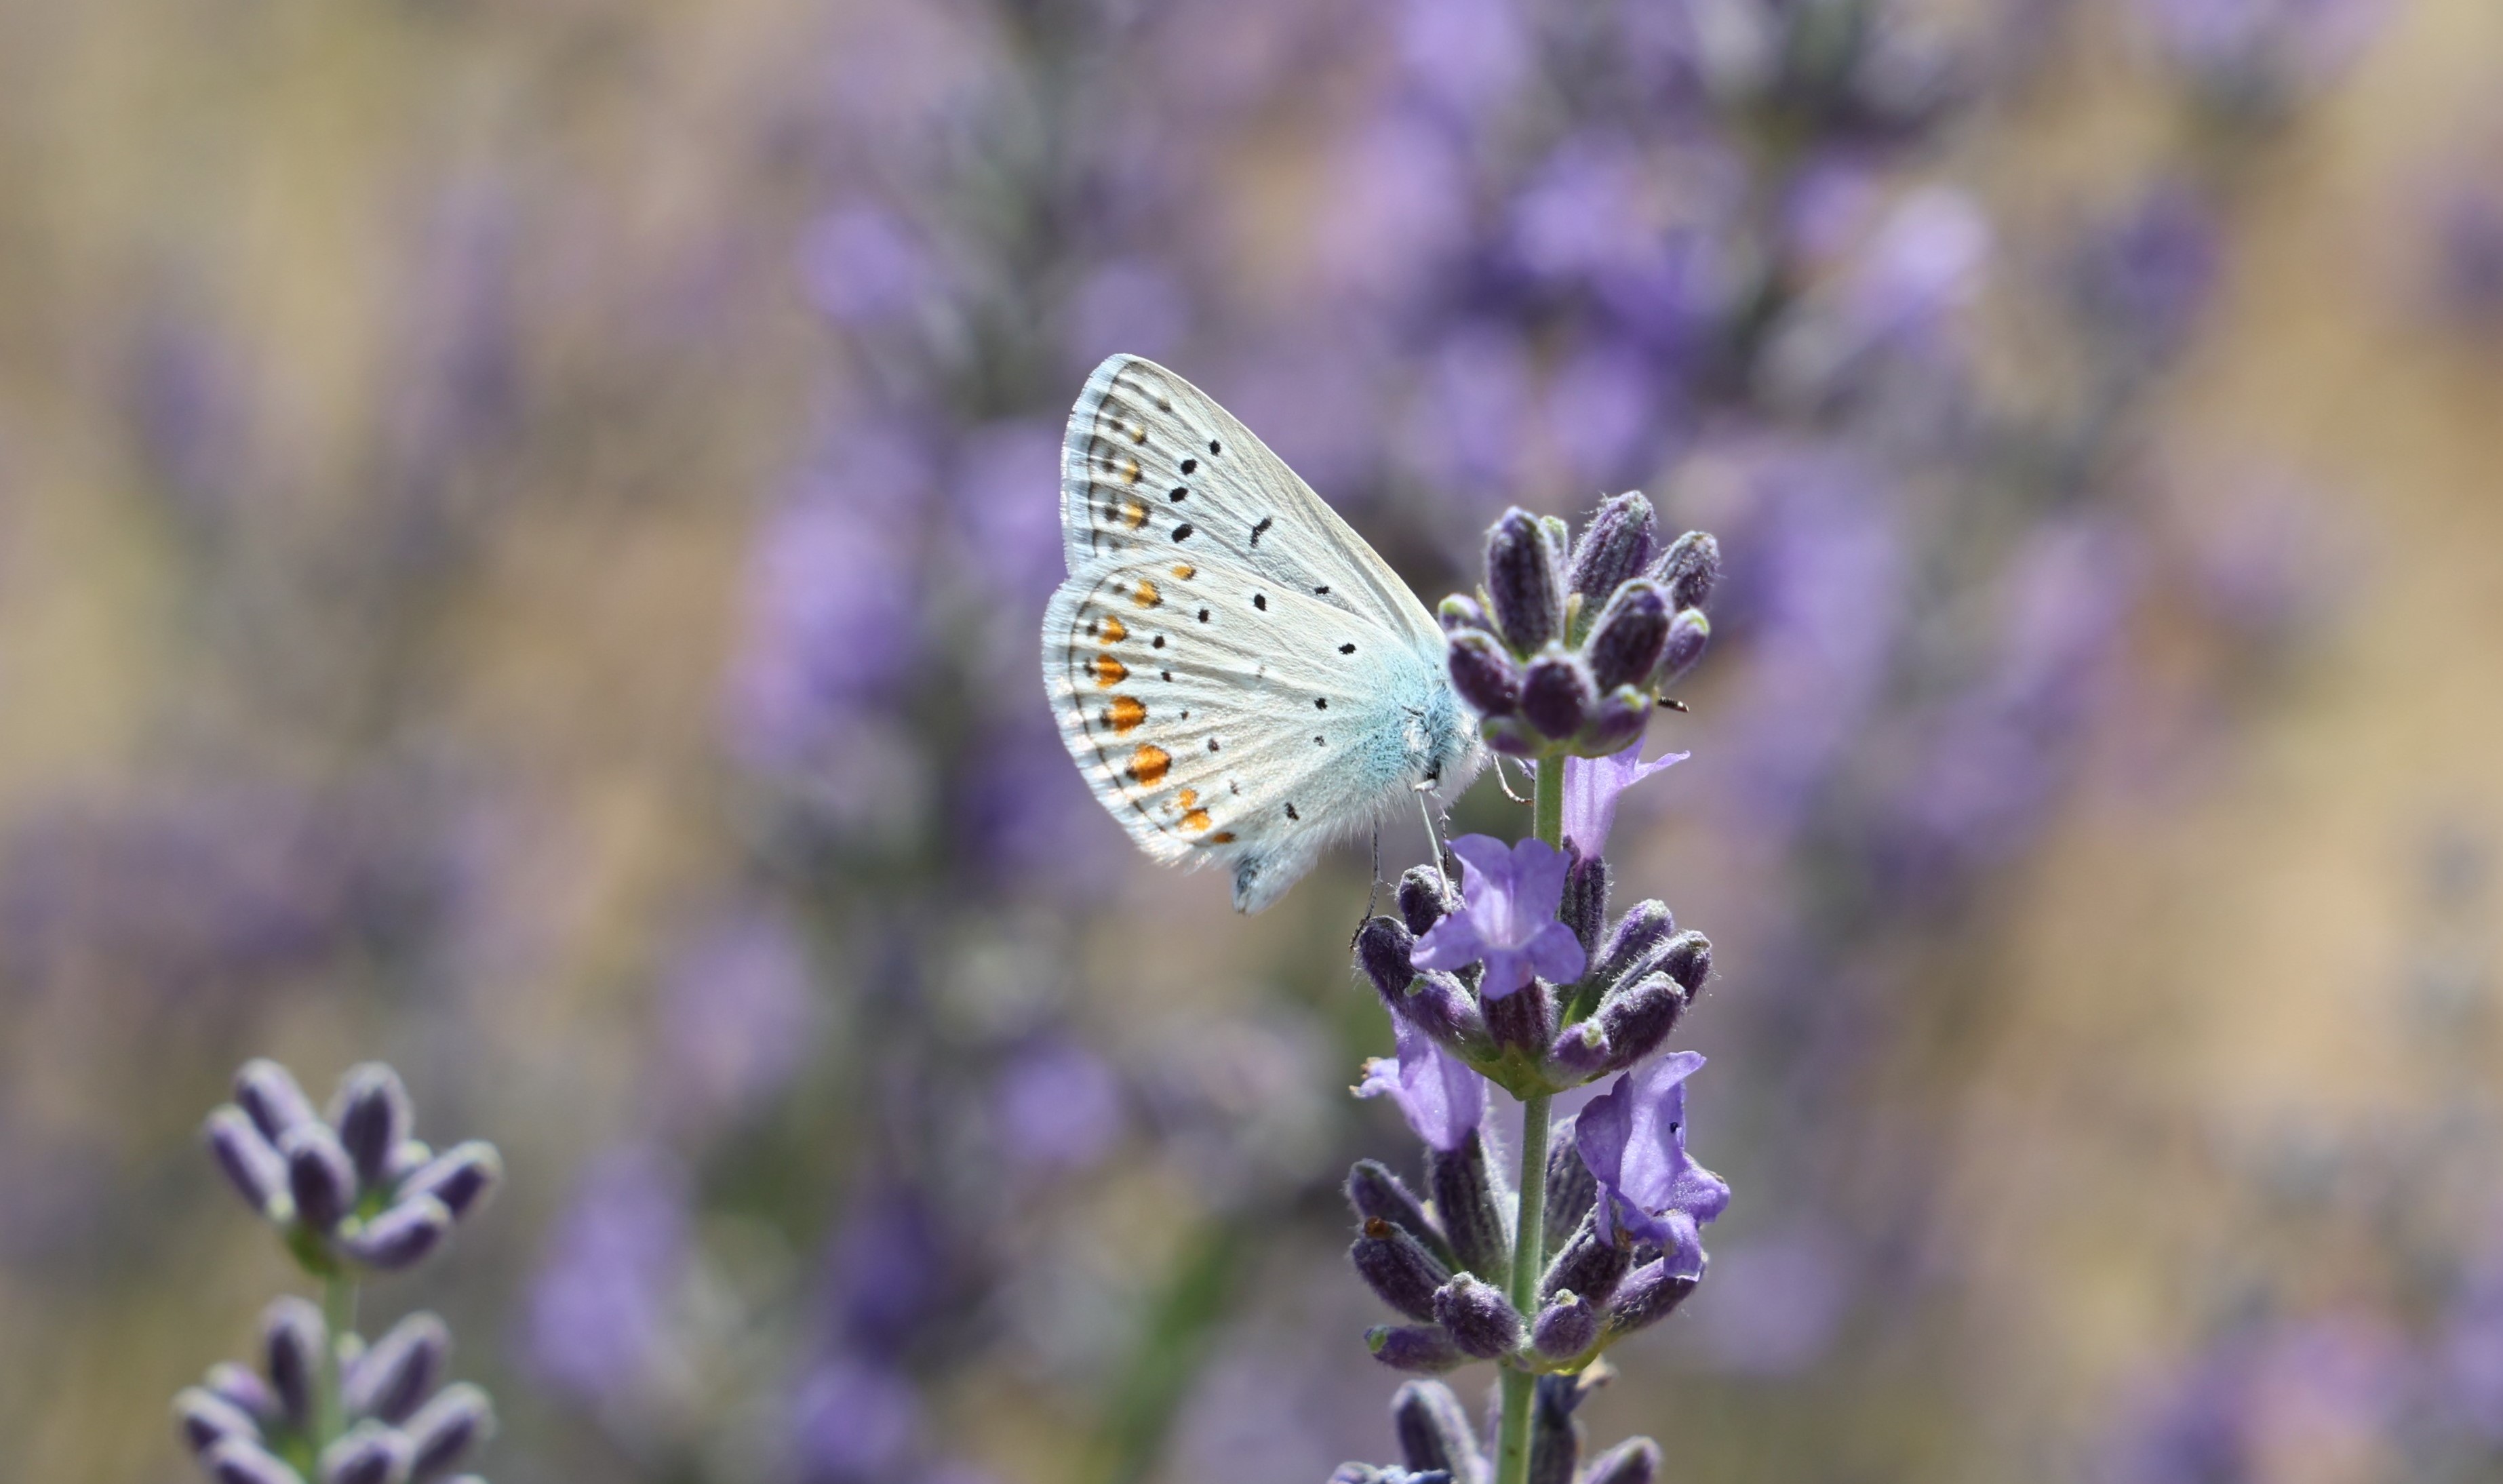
[1041,355,1485,913]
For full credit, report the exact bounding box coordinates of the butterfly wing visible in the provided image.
[1061,355,1441,652]
[1040,554,1461,913]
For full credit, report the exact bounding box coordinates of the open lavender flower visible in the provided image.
[1358,1018,1487,1152]
[1413,836,1586,1001]
[1560,743,1688,860]
[1576,1051,1730,1266]
[180,1059,500,1484]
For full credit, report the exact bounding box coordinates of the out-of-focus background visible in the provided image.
[2,0,2498,1480]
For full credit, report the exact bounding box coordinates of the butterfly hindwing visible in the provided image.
[1041,554,1454,910]
[1061,355,1440,651]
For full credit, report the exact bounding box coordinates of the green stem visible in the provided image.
[319,1273,359,1449]
[1495,756,1571,1484]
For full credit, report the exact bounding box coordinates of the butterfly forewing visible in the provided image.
[1062,355,1439,651]
[1043,555,1437,891]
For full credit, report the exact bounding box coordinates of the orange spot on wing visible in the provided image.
[1092,656,1129,688]
[1172,563,1196,580]
[1208,831,1236,843]
[1121,500,1149,529]
[1129,422,1149,444]
[1099,614,1127,643]
[1181,808,1213,831]
[1132,578,1161,608]
[1127,744,1170,784]
[1107,696,1147,732]
[1120,458,1141,485]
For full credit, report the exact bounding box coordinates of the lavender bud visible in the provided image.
[1527,1373,1589,1484]
[1484,508,1564,654]
[1584,581,1671,691]
[206,1438,309,1484]
[1653,530,1720,612]
[1531,1293,1600,1362]
[281,1123,356,1233]
[1651,609,1710,689]
[340,1195,452,1271]
[1559,847,1607,964]
[1427,1131,1510,1285]
[1545,1022,1611,1081]
[1604,1260,1700,1339]
[175,1387,262,1454]
[1485,977,1553,1058]
[1591,902,1676,990]
[403,1382,494,1479]
[1346,1162,1457,1272]
[1396,866,1455,937]
[1660,931,1711,995]
[1353,1217,1455,1323]
[205,1361,281,1424]
[1581,1439,1662,1484]
[1595,976,1688,1071]
[1391,1380,1486,1481]
[1432,1275,1524,1359]
[344,1312,449,1424]
[1356,917,1420,1006]
[398,1142,501,1221]
[1481,716,1548,759]
[319,1422,413,1484]
[1567,492,1659,605]
[1437,593,1491,635]
[205,1106,290,1220]
[1446,629,1524,719]
[1543,1137,1599,1257]
[1540,1220,1633,1308]
[235,1060,319,1145]
[263,1296,326,1430]
[382,1140,433,1187]
[1577,687,1650,758]
[1366,1323,1468,1374]
[1519,651,1594,740]
[329,1064,413,1190]
[1398,973,1493,1056]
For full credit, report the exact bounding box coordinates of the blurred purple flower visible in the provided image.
[1060,257,1191,373]
[1394,0,1527,117]
[1576,1050,1727,1264]
[525,1144,688,1407]
[1846,186,1992,348]
[727,430,932,773]
[2135,0,2387,113]
[1314,109,1471,308]
[127,299,250,519]
[2432,183,2503,328]
[800,203,937,328]
[1411,834,1585,1000]
[1561,741,1689,860]
[2072,182,2222,365]
[656,905,821,1131]
[2445,1237,2503,1439]
[791,1352,922,1483]
[826,1179,949,1357]
[1694,1224,1848,1376]
[382,179,522,511]
[993,1037,1125,1174]
[1399,325,1530,505]
[1356,1016,1486,1153]
[1544,339,1669,489]
[949,418,1065,618]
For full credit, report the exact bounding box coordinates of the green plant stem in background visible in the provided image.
[1495,757,1569,1484]
[319,1273,359,1449]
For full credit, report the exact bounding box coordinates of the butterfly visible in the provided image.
[1040,355,1484,913]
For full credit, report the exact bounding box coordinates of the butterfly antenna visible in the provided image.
[1355,824,1385,942]
[1416,790,1453,899]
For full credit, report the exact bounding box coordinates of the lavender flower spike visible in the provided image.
[1560,742,1687,860]
[1575,1052,1729,1268]
[1358,1018,1486,1152]
[1411,835,1585,1000]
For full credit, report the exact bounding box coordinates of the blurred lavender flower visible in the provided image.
[654,904,823,1135]
[790,1352,922,1483]
[2071,182,2222,369]
[2135,0,2388,120]
[799,203,939,329]
[993,1037,1125,1174]
[2430,182,2503,330]
[525,1144,688,1408]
